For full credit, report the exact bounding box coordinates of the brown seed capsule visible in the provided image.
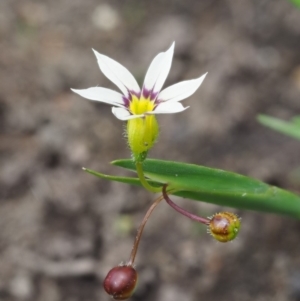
[103,265,138,300]
[208,212,241,243]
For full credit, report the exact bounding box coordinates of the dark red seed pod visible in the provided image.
[103,265,138,300]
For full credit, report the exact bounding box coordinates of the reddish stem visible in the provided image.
[162,185,210,225]
[127,195,164,266]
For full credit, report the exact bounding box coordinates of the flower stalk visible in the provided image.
[162,185,210,225]
[135,161,161,193]
[127,194,164,266]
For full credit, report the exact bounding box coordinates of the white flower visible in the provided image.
[71,42,207,121]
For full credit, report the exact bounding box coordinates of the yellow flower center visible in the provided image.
[127,95,159,161]
[129,95,155,115]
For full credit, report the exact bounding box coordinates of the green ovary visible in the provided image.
[127,97,159,159]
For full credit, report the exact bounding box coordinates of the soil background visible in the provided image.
[1,1,300,301]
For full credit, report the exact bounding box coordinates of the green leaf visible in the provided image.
[290,0,300,8]
[292,115,300,125]
[83,159,300,219]
[258,114,300,140]
[82,167,162,187]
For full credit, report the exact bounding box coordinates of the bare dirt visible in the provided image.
[1,0,300,300]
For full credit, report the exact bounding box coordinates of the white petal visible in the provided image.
[71,87,125,106]
[112,107,144,120]
[142,42,175,95]
[148,101,189,115]
[158,73,207,103]
[92,49,140,96]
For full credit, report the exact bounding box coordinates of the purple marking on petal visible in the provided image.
[129,90,141,98]
[122,96,130,107]
[142,88,151,99]
[150,91,158,101]
[142,89,158,101]
[154,98,168,109]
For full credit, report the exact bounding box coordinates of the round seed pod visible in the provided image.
[103,265,138,300]
[208,212,240,242]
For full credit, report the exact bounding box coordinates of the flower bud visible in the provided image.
[127,115,159,161]
[208,212,240,242]
[103,265,138,300]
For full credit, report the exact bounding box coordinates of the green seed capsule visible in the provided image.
[208,212,241,242]
[103,265,138,300]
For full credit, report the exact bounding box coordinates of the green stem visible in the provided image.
[136,161,161,193]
